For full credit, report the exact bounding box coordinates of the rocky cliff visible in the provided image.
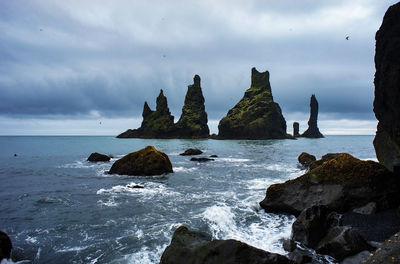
[373,2,400,172]
[301,94,324,138]
[218,68,288,139]
[175,75,209,138]
[117,75,210,138]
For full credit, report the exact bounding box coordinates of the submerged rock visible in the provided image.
[0,230,12,262]
[159,226,294,264]
[260,153,400,216]
[108,146,173,176]
[373,2,400,172]
[190,157,214,162]
[87,152,110,162]
[179,148,203,156]
[218,68,289,139]
[301,94,324,138]
[175,75,210,138]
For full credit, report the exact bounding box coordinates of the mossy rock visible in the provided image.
[260,153,400,216]
[108,146,173,176]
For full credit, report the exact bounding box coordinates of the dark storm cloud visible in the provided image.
[0,0,397,128]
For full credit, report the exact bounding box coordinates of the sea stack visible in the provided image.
[175,75,210,138]
[373,2,400,172]
[301,94,324,138]
[293,122,300,137]
[117,90,175,138]
[218,67,288,139]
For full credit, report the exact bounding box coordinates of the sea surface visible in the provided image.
[0,135,376,264]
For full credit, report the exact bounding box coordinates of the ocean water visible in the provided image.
[0,135,376,264]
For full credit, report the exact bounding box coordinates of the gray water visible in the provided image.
[0,136,376,263]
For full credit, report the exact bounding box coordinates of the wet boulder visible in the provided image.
[260,153,400,216]
[108,146,173,176]
[87,152,111,162]
[160,226,294,264]
[0,230,12,262]
[179,148,203,156]
[297,152,316,169]
[190,157,214,162]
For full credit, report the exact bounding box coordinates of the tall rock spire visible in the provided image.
[301,94,323,138]
[175,75,210,137]
[218,67,288,139]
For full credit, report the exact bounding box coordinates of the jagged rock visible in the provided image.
[298,152,316,169]
[373,2,400,172]
[218,68,289,139]
[175,75,209,138]
[108,146,173,176]
[364,231,400,264]
[210,154,218,158]
[117,90,175,138]
[0,230,12,262]
[301,95,324,138]
[179,149,203,156]
[293,122,300,137]
[190,157,214,162]
[352,202,377,215]
[87,152,110,162]
[159,226,294,264]
[316,226,374,261]
[259,153,400,216]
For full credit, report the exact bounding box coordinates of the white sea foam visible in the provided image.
[174,166,198,173]
[25,235,38,244]
[124,245,167,264]
[56,245,89,253]
[217,157,251,163]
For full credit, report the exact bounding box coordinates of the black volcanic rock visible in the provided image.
[218,68,289,139]
[190,157,214,162]
[293,122,300,137]
[260,153,400,216]
[175,75,210,138]
[117,90,175,138]
[301,95,324,138]
[87,152,110,162]
[179,148,203,156]
[108,146,173,176]
[298,152,316,169]
[159,226,294,264]
[0,230,12,262]
[373,2,400,172]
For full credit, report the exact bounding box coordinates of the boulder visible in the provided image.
[293,122,300,137]
[0,230,12,262]
[315,226,374,261]
[210,154,218,158]
[352,202,377,215]
[301,94,324,138]
[190,157,214,162]
[159,226,294,264]
[373,2,400,172]
[218,68,289,139]
[297,152,316,169]
[179,148,203,156]
[87,152,110,162]
[108,146,173,176]
[363,231,400,264]
[260,153,400,216]
[175,75,210,138]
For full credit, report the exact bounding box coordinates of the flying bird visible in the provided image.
[40,28,43,31]
[346,36,349,40]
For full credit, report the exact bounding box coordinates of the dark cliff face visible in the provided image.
[301,94,324,138]
[117,76,210,138]
[175,75,210,137]
[373,2,400,172]
[218,67,288,139]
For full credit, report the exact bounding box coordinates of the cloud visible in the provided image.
[0,0,397,134]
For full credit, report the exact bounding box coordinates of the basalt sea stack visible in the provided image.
[373,2,400,172]
[175,75,209,138]
[301,94,324,138]
[218,68,288,139]
[117,75,210,138]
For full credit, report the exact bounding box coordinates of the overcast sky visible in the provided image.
[0,0,397,135]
